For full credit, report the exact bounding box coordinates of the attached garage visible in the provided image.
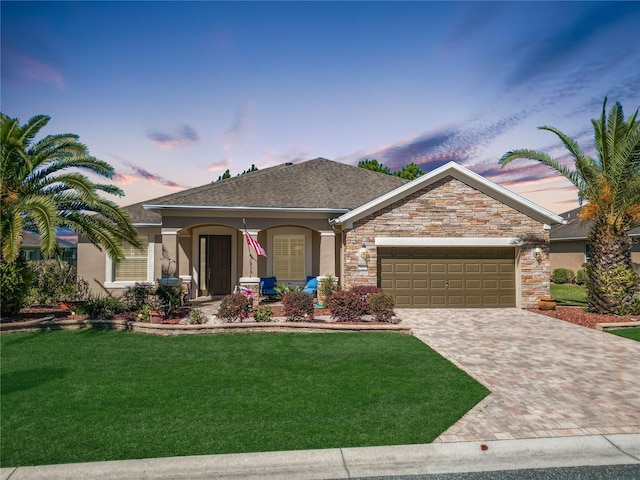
[330,162,565,309]
[378,246,516,308]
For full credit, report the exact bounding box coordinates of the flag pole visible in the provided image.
[243,218,255,277]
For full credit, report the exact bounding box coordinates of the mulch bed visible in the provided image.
[4,305,637,330]
[528,306,638,329]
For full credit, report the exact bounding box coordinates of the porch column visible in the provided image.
[161,228,180,278]
[240,229,260,308]
[241,230,260,278]
[319,231,336,277]
[177,232,192,285]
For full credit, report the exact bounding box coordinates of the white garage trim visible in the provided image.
[374,237,523,247]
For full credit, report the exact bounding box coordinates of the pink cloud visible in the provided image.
[3,48,64,89]
[113,162,189,190]
[207,159,231,172]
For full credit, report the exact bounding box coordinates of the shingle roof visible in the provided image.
[550,206,640,240]
[126,158,408,224]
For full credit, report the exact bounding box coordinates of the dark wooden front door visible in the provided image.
[200,235,232,296]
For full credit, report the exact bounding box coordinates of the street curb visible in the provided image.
[2,434,638,480]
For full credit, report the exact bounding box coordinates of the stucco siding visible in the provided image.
[77,237,108,297]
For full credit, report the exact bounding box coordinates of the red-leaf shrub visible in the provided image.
[349,285,381,313]
[369,290,395,322]
[218,293,251,323]
[282,291,314,322]
[327,289,366,322]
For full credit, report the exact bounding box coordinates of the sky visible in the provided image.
[2,1,639,214]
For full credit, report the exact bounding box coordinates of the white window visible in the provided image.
[273,235,305,281]
[105,235,154,287]
[114,237,149,281]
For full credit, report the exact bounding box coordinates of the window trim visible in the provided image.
[105,235,154,288]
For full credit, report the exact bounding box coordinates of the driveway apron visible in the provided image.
[398,308,640,443]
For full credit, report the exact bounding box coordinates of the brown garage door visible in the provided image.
[378,247,516,308]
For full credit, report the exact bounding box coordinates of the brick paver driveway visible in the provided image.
[399,308,640,443]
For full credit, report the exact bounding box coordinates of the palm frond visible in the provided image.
[0,209,24,262]
[18,195,58,257]
[538,126,587,162]
[499,148,584,189]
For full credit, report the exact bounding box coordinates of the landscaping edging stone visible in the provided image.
[0,318,412,336]
[595,321,640,331]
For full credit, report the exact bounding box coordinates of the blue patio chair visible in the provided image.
[302,276,318,296]
[260,276,278,298]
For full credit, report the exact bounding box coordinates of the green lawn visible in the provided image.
[550,284,588,307]
[1,330,489,467]
[609,328,640,342]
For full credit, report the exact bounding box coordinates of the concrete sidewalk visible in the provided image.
[2,434,638,480]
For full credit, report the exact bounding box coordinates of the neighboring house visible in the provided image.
[77,158,564,308]
[550,206,640,273]
[22,231,78,265]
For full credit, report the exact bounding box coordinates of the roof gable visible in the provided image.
[330,161,565,228]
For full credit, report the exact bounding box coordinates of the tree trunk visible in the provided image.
[587,221,638,315]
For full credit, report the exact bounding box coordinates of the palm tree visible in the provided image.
[499,98,640,315]
[1,113,140,263]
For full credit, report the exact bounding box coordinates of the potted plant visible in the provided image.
[538,297,557,310]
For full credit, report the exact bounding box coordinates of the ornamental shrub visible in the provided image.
[552,268,575,284]
[319,276,340,306]
[77,296,127,319]
[349,285,381,313]
[186,308,208,324]
[122,282,155,311]
[575,268,588,285]
[0,254,34,316]
[218,293,251,323]
[25,259,77,306]
[155,284,183,317]
[327,289,366,322]
[369,290,395,322]
[254,305,273,322]
[282,291,314,322]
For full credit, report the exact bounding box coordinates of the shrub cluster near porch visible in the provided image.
[1,330,489,467]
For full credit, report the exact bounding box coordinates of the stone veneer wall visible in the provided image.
[343,177,550,308]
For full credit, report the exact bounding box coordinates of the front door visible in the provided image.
[199,235,231,296]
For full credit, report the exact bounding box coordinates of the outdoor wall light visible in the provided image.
[533,245,543,264]
[358,243,370,270]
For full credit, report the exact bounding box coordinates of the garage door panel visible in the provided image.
[412,263,428,273]
[465,264,481,274]
[448,263,463,273]
[465,279,481,290]
[413,279,428,289]
[430,263,446,273]
[500,264,515,274]
[482,264,498,274]
[379,247,516,308]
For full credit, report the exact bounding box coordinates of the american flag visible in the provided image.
[245,231,266,257]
